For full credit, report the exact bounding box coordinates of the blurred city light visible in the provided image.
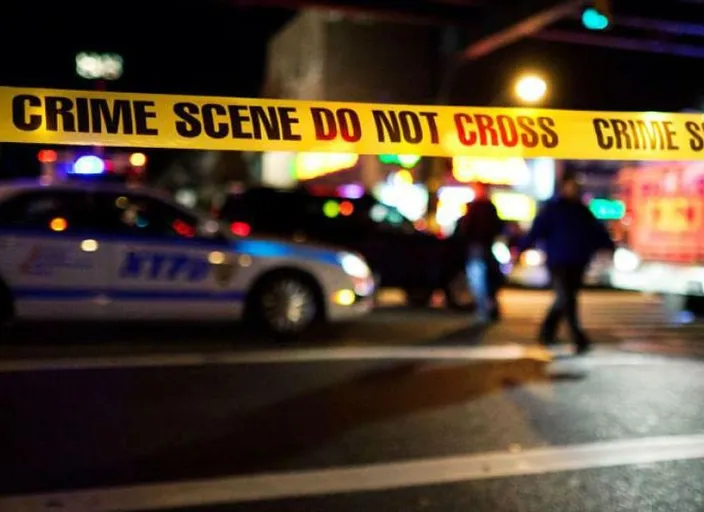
[393,170,414,185]
[613,248,640,272]
[230,222,252,237]
[50,217,68,232]
[379,154,421,168]
[80,239,99,252]
[492,242,512,265]
[589,198,625,220]
[339,201,354,216]
[129,152,147,167]
[452,157,530,185]
[37,149,57,163]
[337,183,364,199]
[72,156,105,175]
[76,52,124,80]
[491,191,537,222]
[514,74,547,104]
[323,200,340,218]
[295,153,359,180]
[523,249,545,267]
[582,8,609,30]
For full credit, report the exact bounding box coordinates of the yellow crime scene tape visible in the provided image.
[1,86,703,160]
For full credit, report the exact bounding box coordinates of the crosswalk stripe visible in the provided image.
[3,434,703,511]
[0,344,554,373]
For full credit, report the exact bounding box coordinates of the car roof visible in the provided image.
[226,186,375,203]
[0,178,170,199]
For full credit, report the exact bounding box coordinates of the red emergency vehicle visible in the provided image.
[611,161,704,297]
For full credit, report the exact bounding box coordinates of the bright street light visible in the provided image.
[514,74,548,104]
[76,52,123,80]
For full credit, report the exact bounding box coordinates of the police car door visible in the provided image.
[96,191,240,320]
[0,188,106,320]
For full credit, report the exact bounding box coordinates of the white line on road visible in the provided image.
[0,344,553,373]
[1,345,698,374]
[3,434,704,511]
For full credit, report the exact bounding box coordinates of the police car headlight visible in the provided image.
[339,252,371,279]
[614,248,640,272]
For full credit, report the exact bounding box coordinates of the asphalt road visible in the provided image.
[1,289,704,511]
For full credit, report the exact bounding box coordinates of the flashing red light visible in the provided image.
[38,149,57,163]
[230,221,251,237]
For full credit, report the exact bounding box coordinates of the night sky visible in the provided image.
[0,1,699,176]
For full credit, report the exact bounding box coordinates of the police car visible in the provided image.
[0,179,375,336]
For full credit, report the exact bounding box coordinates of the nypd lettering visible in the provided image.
[119,251,209,282]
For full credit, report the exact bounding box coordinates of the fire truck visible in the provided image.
[610,161,704,306]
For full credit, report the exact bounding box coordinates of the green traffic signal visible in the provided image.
[582,8,609,30]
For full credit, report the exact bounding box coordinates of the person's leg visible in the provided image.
[563,265,591,352]
[466,257,490,321]
[539,266,566,344]
[486,257,502,321]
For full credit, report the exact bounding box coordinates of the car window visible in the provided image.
[221,190,302,236]
[369,202,416,234]
[93,192,209,240]
[301,196,372,240]
[0,189,93,232]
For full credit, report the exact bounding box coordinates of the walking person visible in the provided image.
[456,182,504,322]
[515,174,615,354]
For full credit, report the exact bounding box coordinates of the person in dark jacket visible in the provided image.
[456,182,504,322]
[516,175,615,354]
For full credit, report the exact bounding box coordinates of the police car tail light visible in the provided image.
[231,221,251,237]
[339,252,371,279]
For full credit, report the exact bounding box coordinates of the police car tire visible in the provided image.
[249,270,323,338]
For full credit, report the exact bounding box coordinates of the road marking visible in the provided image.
[0,344,553,373]
[3,434,704,511]
[0,345,698,374]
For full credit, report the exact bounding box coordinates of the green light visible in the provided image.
[582,8,609,30]
[589,199,624,220]
[379,154,421,168]
[323,200,339,218]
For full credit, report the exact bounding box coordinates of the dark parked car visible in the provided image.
[215,186,471,308]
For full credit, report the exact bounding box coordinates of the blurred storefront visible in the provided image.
[272,152,559,235]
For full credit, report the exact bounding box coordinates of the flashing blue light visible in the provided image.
[72,155,105,175]
[582,8,609,30]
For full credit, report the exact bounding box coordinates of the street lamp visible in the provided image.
[514,74,548,104]
[76,52,123,81]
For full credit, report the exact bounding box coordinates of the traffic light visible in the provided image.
[582,0,610,30]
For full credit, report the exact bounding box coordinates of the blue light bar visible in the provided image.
[72,155,105,175]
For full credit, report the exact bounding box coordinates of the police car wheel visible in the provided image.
[256,275,320,336]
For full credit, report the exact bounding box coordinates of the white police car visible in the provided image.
[0,179,375,336]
